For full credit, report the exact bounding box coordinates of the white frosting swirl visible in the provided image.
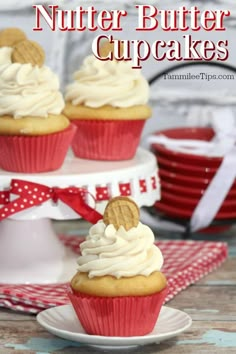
[65,55,149,108]
[0,47,12,65]
[0,47,65,118]
[77,221,164,278]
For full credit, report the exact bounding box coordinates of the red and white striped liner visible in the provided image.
[0,237,228,313]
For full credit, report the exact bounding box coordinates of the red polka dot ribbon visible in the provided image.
[0,191,10,205]
[0,179,102,224]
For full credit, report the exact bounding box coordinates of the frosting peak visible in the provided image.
[65,55,149,108]
[77,221,164,278]
[0,47,65,118]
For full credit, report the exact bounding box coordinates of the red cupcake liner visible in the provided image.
[68,286,168,337]
[0,124,76,173]
[71,119,146,161]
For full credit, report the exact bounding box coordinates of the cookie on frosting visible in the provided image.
[103,196,140,230]
[0,27,27,47]
[99,40,124,58]
[12,40,45,67]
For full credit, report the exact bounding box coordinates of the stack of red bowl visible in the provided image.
[151,127,236,232]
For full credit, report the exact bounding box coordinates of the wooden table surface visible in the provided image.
[0,222,236,354]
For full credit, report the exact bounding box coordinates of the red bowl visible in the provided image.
[159,168,236,190]
[154,200,232,233]
[160,190,236,214]
[159,169,210,188]
[151,127,222,168]
[161,180,236,201]
[155,200,236,220]
[157,155,218,178]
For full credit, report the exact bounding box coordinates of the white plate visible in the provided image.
[37,304,192,350]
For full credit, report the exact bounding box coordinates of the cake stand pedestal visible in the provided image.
[0,148,160,284]
[0,218,76,284]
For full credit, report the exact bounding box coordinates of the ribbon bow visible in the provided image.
[0,179,103,224]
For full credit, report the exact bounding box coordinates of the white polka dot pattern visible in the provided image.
[0,179,102,224]
[0,174,159,220]
[0,191,10,205]
[0,237,228,314]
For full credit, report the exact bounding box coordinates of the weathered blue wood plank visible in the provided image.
[5,338,83,353]
[177,329,236,348]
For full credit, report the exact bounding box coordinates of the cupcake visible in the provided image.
[0,28,76,173]
[63,41,152,161]
[68,196,168,337]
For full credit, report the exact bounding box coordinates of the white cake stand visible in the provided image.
[0,148,160,284]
